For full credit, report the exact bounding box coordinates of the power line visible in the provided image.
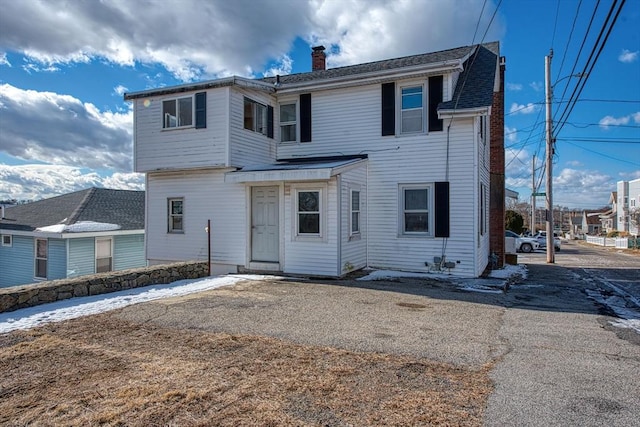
[554,0,627,136]
[563,140,640,166]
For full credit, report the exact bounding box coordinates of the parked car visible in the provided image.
[533,231,561,251]
[505,230,540,253]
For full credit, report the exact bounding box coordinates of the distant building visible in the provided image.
[0,188,145,287]
[617,178,640,236]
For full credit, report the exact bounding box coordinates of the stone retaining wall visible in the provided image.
[0,261,209,313]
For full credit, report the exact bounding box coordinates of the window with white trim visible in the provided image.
[350,190,360,235]
[163,96,193,128]
[399,184,432,235]
[168,198,184,233]
[95,237,113,273]
[35,238,47,279]
[280,102,297,142]
[296,189,322,236]
[400,85,424,134]
[1,234,11,247]
[244,97,268,135]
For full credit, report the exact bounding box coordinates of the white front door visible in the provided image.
[251,187,279,262]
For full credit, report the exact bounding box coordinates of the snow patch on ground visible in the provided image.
[488,264,528,280]
[585,288,640,334]
[0,274,273,334]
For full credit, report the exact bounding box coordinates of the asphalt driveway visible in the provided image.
[113,245,639,426]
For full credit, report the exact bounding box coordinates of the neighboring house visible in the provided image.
[0,188,145,287]
[124,42,505,278]
[570,215,583,239]
[617,178,640,235]
[599,191,617,233]
[582,210,603,235]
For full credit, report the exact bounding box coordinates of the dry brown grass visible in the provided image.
[1,313,493,426]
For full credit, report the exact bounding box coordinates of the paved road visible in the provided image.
[485,240,640,426]
[113,240,640,426]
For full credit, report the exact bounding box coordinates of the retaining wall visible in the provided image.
[0,261,209,313]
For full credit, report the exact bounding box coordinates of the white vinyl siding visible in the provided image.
[146,170,246,270]
[284,181,337,276]
[133,87,229,172]
[340,166,367,275]
[229,88,276,166]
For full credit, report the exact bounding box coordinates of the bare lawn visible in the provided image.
[1,313,492,426]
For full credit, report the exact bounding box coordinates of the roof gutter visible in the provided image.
[124,76,275,100]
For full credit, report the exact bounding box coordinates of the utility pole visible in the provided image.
[531,154,536,232]
[545,50,555,263]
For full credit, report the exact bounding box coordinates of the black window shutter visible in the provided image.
[300,93,312,142]
[434,181,450,238]
[428,76,443,132]
[381,82,395,136]
[267,105,274,138]
[195,92,207,129]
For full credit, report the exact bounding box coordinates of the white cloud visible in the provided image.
[618,49,639,63]
[509,102,536,115]
[263,54,294,77]
[0,164,143,201]
[553,168,614,208]
[566,160,583,167]
[505,126,517,142]
[0,0,505,81]
[529,81,543,92]
[113,84,128,96]
[0,52,10,66]
[506,83,522,91]
[598,112,640,129]
[0,84,133,171]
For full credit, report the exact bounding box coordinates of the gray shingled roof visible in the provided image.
[0,188,145,232]
[261,44,478,85]
[439,42,499,111]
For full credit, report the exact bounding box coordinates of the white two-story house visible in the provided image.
[125,42,505,278]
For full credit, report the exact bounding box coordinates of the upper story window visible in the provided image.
[1,234,11,247]
[163,96,193,129]
[401,85,423,134]
[244,97,268,136]
[280,102,297,142]
[168,198,184,233]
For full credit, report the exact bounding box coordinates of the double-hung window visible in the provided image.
[1,234,11,247]
[96,238,113,273]
[280,102,297,142]
[244,97,268,135]
[35,238,48,279]
[400,85,423,133]
[168,198,184,233]
[296,190,321,236]
[163,96,193,128]
[400,184,432,235]
[350,190,361,235]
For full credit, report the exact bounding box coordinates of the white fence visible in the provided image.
[586,235,639,249]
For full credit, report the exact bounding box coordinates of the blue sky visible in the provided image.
[0,0,638,208]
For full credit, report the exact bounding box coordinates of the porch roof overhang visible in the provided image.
[224,156,367,183]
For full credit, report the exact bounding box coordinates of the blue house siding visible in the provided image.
[47,239,67,281]
[114,234,146,270]
[67,237,96,278]
[0,235,34,287]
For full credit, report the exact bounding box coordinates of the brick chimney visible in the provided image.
[489,55,506,267]
[311,45,326,71]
